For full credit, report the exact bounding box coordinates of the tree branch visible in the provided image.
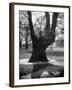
[27,11,36,40]
[51,13,58,33]
[45,12,50,33]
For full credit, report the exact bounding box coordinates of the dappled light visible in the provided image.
[19,10,64,79]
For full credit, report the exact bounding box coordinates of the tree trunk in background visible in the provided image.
[51,45,52,50]
[19,40,22,48]
[25,31,29,49]
[28,11,58,62]
[25,39,28,49]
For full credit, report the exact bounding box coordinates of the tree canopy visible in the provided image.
[19,11,64,49]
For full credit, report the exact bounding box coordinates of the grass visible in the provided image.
[19,47,64,66]
[19,47,64,59]
[19,47,64,79]
[20,62,64,79]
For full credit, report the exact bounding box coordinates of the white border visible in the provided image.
[14,5,69,86]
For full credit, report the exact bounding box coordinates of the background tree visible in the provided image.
[55,13,64,47]
[19,11,31,49]
[28,11,58,62]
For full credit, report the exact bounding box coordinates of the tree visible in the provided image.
[28,11,58,62]
[24,26,29,49]
[55,13,64,47]
[19,11,30,49]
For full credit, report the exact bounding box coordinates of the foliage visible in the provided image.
[19,11,64,48]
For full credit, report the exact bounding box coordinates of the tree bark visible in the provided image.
[27,11,58,62]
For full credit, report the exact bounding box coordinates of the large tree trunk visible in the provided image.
[30,49,47,62]
[29,37,48,62]
[28,11,58,62]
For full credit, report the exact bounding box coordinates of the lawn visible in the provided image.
[19,47,64,79]
[19,47,64,66]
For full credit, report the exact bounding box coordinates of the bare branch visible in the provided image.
[45,12,50,33]
[27,11,36,40]
[51,13,58,33]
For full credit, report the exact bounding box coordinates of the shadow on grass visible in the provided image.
[19,62,64,79]
[31,63,64,78]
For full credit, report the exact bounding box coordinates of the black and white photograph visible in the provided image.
[9,3,70,87]
[19,11,64,79]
